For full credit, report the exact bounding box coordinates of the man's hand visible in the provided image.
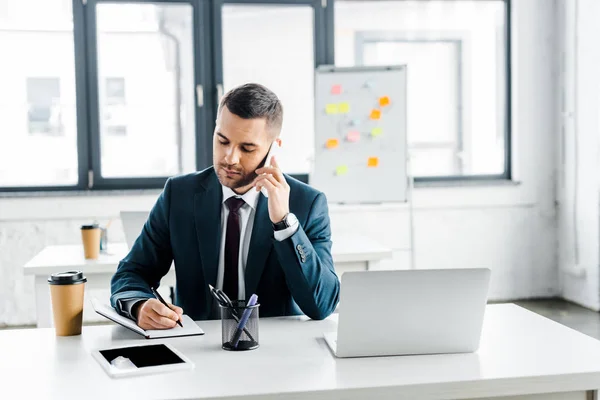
[254,156,290,223]
[134,299,183,330]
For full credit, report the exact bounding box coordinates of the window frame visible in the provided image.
[85,0,214,190]
[333,0,512,183]
[210,0,329,184]
[0,0,88,192]
[355,34,465,176]
[0,0,510,193]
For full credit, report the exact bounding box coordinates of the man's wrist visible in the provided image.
[272,212,297,231]
[271,209,290,225]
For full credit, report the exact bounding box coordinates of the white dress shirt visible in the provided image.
[217,185,298,300]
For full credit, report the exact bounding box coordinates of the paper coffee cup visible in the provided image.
[48,271,87,336]
[81,224,101,259]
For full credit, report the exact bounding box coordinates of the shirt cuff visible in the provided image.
[117,298,147,320]
[274,220,299,241]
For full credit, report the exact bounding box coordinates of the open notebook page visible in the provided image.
[92,298,204,339]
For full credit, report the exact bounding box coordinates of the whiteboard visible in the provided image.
[311,65,407,204]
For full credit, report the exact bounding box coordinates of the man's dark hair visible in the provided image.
[218,83,284,136]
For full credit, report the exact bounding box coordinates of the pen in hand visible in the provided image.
[151,287,183,328]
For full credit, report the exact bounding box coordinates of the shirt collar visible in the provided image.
[221,185,260,211]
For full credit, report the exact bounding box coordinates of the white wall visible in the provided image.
[557,0,600,311]
[0,0,560,326]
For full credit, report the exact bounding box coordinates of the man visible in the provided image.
[111,83,340,329]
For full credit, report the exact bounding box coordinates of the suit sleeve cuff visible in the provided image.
[274,220,300,241]
[117,298,147,320]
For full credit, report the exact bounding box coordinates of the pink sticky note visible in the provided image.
[346,131,360,143]
[331,84,342,95]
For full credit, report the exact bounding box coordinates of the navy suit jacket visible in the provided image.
[110,167,340,320]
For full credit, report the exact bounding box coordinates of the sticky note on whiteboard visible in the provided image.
[335,165,349,176]
[325,104,339,114]
[379,96,391,107]
[346,131,360,143]
[326,138,339,149]
[367,157,379,167]
[370,109,381,120]
[339,102,350,113]
[371,127,383,137]
[331,85,342,95]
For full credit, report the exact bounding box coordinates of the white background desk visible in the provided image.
[1,305,599,399]
[24,234,392,328]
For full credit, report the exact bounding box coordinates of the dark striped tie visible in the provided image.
[224,196,245,300]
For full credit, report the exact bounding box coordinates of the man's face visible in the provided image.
[213,106,273,193]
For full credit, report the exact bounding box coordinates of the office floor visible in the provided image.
[511,298,600,340]
[2,299,600,339]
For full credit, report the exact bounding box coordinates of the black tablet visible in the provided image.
[92,343,194,378]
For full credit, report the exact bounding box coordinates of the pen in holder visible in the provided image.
[219,298,259,351]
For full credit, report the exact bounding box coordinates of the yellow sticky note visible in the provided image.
[370,109,382,120]
[367,157,379,167]
[325,104,339,114]
[336,165,348,176]
[371,127,383,137]
[379,96,391,107]
[326,138,339,149]
[339,102,350,113]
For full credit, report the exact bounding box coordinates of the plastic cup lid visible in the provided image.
[81,224,99,230]
[48,270,87,285]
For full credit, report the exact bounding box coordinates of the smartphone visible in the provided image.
[259,140,281,197]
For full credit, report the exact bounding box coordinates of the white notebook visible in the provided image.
[92,298,204,339]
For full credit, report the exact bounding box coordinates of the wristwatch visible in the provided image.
[272,213,298,231]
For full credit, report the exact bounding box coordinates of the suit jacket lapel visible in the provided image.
[245,194,273,297]
[194,172,222,291]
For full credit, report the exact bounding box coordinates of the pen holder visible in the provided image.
[219,300,260,351]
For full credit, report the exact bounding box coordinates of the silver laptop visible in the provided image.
[324,268,491,358]
[120,211,149,249]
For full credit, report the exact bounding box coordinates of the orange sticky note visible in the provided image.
[339,102,350,113]
[370,109,381,120]
[325,104,339,114]
[336,165,349,176]
[367,157,379,167]
[371,127,383,137]
[331,84,342,95]
[346,131,360,143]
[379,96,390,107]
[326,138,339,149]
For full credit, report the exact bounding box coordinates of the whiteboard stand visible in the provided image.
[406,152,416,270]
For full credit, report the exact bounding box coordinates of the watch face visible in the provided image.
[286,213,298,226]
[273,213,297,231]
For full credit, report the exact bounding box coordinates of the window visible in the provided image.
[0,0,510,192]
[94,3,197,180]
[0,0,79,188]
[27,77,64,136]
[219,3,318,175]
[335,0,509,179]
[103,77,127,136]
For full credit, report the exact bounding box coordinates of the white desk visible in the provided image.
[1,304,599,400]
[24,234,392,328]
